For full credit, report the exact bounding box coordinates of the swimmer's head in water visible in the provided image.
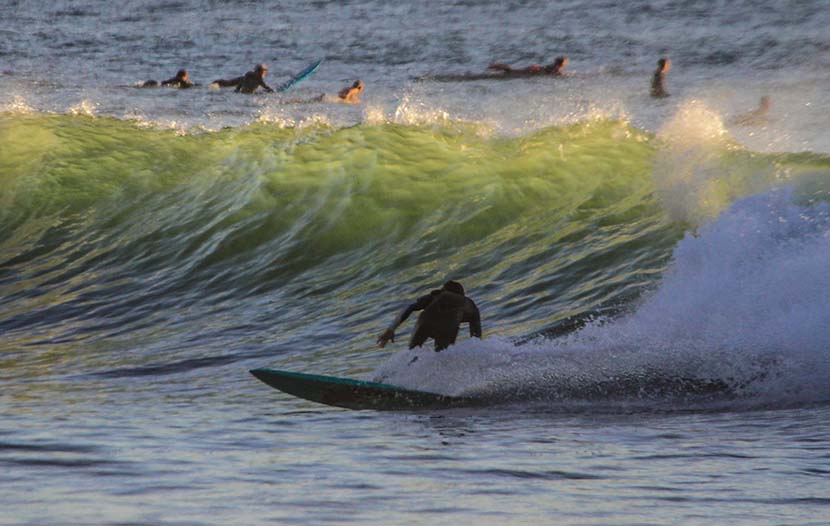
[255,63,268,76]
[176,69,188,81]
[657,57,671,72]
[353,80,364,91]
[442,280,465,296]
[547,56,569,74]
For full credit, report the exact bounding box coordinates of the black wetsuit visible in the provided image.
[212,76,243,88]
[214,71,274,93]
[236,70,273,93]
[141,76,193,88]
[160,76,193,88]
[651,69,669,98]
[543,63,566,76]
[396,289,482,351]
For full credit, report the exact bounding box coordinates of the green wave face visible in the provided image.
[1,112,827,374]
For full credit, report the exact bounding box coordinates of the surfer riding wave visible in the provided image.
[377,280,482,352]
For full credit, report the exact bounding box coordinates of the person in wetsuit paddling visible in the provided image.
[212,63,274,93]
[377,280,482,352]
[487,56,569,76]
[141,69,194,88]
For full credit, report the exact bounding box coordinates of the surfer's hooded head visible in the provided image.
[546,56,569,75]
[442,280,465,296]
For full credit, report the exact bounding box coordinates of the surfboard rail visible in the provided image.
[250,368,473,410]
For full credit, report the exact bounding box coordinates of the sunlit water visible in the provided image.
[2,1,829,524]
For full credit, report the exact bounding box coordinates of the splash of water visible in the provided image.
[372,188,830,409]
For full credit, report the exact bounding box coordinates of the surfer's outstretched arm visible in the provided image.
[377,294,433,347]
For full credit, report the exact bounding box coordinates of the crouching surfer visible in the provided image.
[377,280,482,352]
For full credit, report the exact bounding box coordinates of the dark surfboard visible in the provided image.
[250,368,472,410]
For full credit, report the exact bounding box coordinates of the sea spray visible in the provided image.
[373,188,830,407]
[651,99,798,228]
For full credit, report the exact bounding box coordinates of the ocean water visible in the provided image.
[2,1,830,525]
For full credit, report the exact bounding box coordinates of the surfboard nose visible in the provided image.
[249,368,269,382]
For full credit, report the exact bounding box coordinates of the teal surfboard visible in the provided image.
[250,368,472,410]
[276,60,322,93]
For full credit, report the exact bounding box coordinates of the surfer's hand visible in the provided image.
[377,329,395,347]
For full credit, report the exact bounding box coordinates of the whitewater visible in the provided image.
[2,1,830,525]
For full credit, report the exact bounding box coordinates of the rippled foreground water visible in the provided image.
[4,392,829,525]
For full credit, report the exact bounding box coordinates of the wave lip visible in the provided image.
[2,110,830,401]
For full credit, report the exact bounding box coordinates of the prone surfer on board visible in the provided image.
[211,63,274,93]
[141,69,195,88]
[377,280,482,352]
[284,80,365,104]
[337,80,364,103]
[487,56,569,77]
[415,56,567,82]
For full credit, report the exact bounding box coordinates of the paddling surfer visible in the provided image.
[487,56,569,76]
[285,80,365,104]
[417,56,567,82]
[377,280,482,352]
[337,80,364,103]
[211,63,274,93]
[141,69,194,88]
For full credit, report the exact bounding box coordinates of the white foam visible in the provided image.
[652,99,734,225]
[0,95,35,114]
[68,100,98,116]
[256,106,332,129]
[362,104,387,125]
[392,94,451,126]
